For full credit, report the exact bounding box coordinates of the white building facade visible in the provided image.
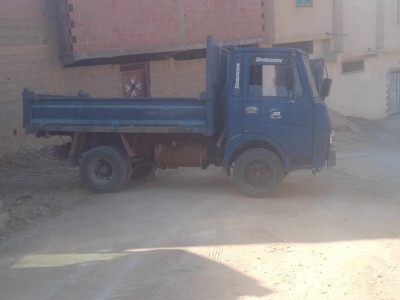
[263,0,400,119]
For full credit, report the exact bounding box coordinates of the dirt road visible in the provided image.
[0,115,399,299]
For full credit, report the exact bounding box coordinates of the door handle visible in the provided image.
[245,106,259,114]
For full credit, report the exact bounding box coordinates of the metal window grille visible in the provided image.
[273,41,314,54]
[342,60,364,74]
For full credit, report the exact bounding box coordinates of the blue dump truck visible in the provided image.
[23,36,335,197]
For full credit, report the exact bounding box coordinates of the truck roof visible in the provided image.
[233,47,309,56]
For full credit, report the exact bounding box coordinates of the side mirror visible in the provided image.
[320,78,332,98]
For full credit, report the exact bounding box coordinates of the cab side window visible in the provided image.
[249,63,303,98]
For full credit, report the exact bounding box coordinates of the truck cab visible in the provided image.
[221,47,335,196]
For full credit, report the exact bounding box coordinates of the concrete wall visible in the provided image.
[327,53,400,119]
[383,0,400,52]
[63,65,121,97]
[341,0,400,55]
[331,0,400,119]
[150,58,206,98]
[342,1,377,56]
[267,0,333,44]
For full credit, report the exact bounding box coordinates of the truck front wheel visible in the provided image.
[80,146,129,193]
[233,149,284,198]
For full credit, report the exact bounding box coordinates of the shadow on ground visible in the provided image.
[2,249,271,300]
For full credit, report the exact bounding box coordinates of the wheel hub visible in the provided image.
[245,163,271,188]
[98,162,112,177]
[89,158,114,185]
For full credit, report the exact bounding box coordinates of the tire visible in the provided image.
[80,146,129,193]
[233,148,284,198]
[123,160,133,187]
[131,160,156,181]
[111,146,132,187]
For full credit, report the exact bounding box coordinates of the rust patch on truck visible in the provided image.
[155,142,209,169]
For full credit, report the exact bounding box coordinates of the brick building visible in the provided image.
[60,0,264,62]
[0,0,266,156]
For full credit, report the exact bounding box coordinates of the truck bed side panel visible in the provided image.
[23,92,207,134]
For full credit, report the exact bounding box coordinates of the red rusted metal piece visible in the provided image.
[120,133,153,157]
[155,142,209,169]
[68,132,87,158]
[120,133,217,159]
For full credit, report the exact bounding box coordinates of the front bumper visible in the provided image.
[327,147,336,168]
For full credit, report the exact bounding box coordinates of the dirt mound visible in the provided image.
[0,147,79,193]
[0,146,83,245]
[328,109,359,133]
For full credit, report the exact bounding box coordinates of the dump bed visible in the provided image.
[23,36,227,136]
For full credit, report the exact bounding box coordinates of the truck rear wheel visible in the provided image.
[80,146,129,193]
[233,148,284,198]
[111,146,133,188]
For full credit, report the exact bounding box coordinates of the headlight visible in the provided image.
[330,131,334,145]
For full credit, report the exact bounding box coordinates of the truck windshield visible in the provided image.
[302,55,320,99]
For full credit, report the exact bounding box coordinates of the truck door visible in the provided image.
[242,52,314,168]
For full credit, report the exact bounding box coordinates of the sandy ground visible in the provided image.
[0,114,399,300]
